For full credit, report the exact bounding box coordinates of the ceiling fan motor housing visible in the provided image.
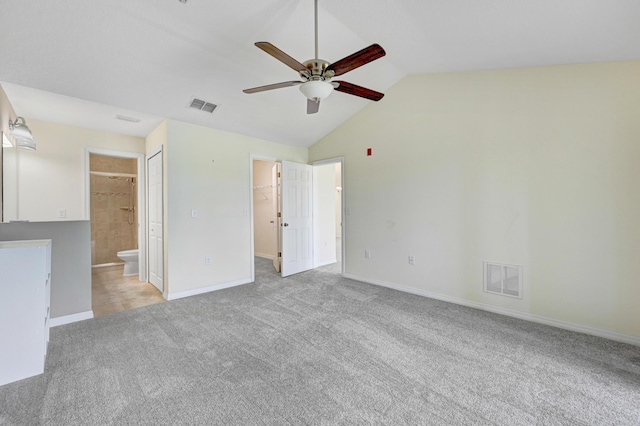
[302,59,332,80]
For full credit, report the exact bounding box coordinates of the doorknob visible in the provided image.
[282,223,289,227]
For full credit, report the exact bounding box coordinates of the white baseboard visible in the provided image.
[344,273,640,347]
[255,253,274,260]
[315,258,337,268]
[166,278,253,301]
[49,310,94,327]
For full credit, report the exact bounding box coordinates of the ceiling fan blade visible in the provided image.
[326,44,386,77]
[307,98,320,114]
[255,42,308,73]
[333,81,384,101]
[243,81,302,94]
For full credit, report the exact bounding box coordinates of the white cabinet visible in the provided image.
[0,239,52,386]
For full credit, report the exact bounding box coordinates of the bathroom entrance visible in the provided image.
[86,149,163,317]
[89,153,138,268]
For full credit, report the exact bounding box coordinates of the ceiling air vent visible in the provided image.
[188,97,218,114]
[115,115,141,123]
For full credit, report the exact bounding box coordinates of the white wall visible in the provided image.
[10,119,145,222]
[253,160,276,259]
[314,163,337,266]
[309,61,640,341]
[163,120,307,296]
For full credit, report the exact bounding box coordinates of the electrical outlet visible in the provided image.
[205,256,212,265]
[409,255,415,265]
[365,250,371,259]
[57,209,66,219]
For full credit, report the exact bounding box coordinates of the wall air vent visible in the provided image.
[189,97,218,114]
[484,261,522,298]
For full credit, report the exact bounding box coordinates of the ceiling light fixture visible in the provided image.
[299,80,334,101]
[9,117,36,151]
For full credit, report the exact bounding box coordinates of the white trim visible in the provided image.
[344,273,640,347]
[146,146,164,293]
[49,310,94,327]
[84,147,147,283]
[255,253,275,260]
[165,278,253,301]
[315,259,338,268]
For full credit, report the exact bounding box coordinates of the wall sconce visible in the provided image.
[9,117,36,150]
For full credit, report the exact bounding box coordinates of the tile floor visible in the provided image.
[92,264,165,317]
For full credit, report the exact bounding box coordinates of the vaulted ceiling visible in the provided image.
[1,0,639,147]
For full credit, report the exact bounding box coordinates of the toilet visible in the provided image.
[116,249,139,276]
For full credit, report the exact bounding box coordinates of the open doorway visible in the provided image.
[251,157,344,279]
[313,159,343,274]
[85,149,163,317]
[252,159,279,265]
[252,158,281,283]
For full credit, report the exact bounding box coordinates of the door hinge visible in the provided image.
[278,252,282,258]
[277,172,281,178]
[277,212,281,218]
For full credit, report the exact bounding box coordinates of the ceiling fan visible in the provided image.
[243,0,386,114]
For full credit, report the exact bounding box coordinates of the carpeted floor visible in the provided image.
[1,257,639,425]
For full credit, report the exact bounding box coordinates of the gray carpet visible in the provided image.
[1,257,639,425]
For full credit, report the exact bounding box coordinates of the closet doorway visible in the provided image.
[252,159,280,271]
[251,157,344,279]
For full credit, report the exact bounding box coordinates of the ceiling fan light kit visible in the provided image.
[300,80,334,100]
[243,0,386,114]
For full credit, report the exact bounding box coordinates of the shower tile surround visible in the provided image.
[90,155,138,265]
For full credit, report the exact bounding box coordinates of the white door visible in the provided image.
[281,160,314,277]
[272,163,281,273]
[147,151,164,292]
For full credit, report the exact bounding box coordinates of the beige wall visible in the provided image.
[161,120,307,297]
[0,84,18,221]
[253,159,276,259]
[309,61,640,340]
[9,119,145,222]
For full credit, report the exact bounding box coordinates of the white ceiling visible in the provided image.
[1,0,639,147]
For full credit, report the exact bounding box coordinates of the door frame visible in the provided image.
[146,146,164,293]
[83,147,147,282]
[311,157,345,275]
[250,155,346,278]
